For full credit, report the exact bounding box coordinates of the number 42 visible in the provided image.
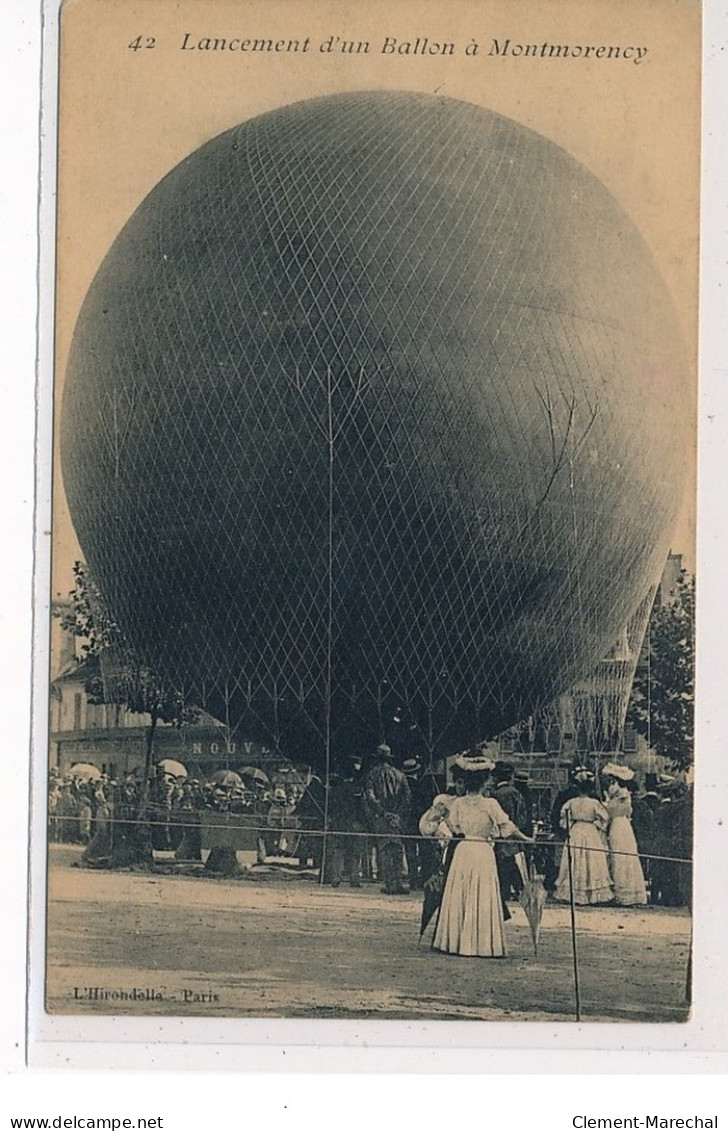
[128,35,156,51]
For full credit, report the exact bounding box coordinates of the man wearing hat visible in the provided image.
[364,744,411,894]
[492,761,529,900]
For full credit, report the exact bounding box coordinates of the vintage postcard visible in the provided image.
[39,0,699,1030]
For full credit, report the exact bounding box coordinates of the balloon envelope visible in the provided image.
[61,91,689,763]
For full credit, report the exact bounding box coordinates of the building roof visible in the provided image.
[52,654,100,684]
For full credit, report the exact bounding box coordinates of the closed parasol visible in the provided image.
[210,769,243,787]
[419,836,463,939]
[69,763,102,781]
[419,869,445,938]
[518,857,548,955]
[157,759,187,779]
[238,766,269,785]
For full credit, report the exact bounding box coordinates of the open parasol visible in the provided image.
[239,766,269,784]
[210,769,243,787]
[518,857,548,955]
[157,758,187,780]
[69,763,102,781]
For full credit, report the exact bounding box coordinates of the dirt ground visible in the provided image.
[45,844,691,1023]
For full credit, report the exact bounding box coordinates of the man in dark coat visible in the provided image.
[327,762,367,887]
[631,779,658,896]
[651,779,692,908]
[513,770,535,829]
[295,775,326,871]
[492,761,528,899]
[406,761,444,888]
[364,744,411,894]
[401,758,437,890]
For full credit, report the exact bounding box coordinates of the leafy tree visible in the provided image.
[55,560,197,797]
[627,570,695,771]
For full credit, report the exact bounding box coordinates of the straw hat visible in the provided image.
[602,762,635,782]
[453,752,495,773]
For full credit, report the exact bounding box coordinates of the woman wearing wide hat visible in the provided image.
[602,763,647,906]
[431,757,531,958]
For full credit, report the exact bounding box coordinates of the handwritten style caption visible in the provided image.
[127,33,650,65]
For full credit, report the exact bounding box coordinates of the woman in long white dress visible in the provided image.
[553,772,613,905]
[432,770,530,958]
[603,767,647,906]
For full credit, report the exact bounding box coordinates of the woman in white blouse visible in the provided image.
[432,769,530,957]
[603,764,647,906]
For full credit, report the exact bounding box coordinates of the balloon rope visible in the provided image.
[320,365,334,885]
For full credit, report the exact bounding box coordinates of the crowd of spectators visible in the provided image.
[47,752,693,907]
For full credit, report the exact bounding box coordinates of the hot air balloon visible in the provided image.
[61,91,689,768]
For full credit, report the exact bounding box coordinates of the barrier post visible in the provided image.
[565,817,582,1021]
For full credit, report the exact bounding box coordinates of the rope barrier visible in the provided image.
[45,812,693,864]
